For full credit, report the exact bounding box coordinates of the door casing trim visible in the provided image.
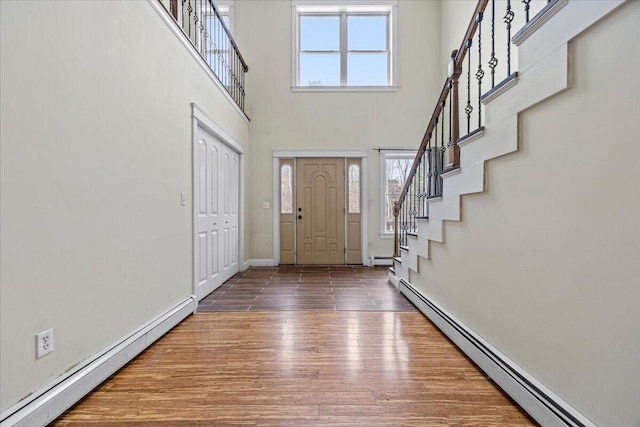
[272,150,368,266]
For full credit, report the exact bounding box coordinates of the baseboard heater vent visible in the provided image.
[399,279,596,427]
[370,256,393,266]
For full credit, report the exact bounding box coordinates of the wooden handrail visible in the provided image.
[394,0,488,216]
[454,0,490,66]
[396,77,452,210]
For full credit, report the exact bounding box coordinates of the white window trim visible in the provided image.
[379,148,416,238]
[291,0,398,91]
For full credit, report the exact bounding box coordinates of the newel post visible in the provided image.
[448,49,461,167]
[393,202,399,258]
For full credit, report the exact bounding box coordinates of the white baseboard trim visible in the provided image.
[246,259,275,267]
[399,279,596,427]
[0,297,196,427]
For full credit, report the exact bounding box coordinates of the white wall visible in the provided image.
[411,2,640,426]
[0,0,249,413]
[233,0,442,262]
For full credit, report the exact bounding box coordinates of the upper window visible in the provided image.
[292,1,397,90]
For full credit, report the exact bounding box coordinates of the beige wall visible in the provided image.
[233,0,442,261]
[412,2,640,426]
[0,0,249,412]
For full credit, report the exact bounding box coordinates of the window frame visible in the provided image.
[291,0,398,92]
[379,149,416,238]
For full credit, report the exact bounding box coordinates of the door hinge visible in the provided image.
[344,247,346,254]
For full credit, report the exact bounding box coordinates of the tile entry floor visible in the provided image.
[198,266,418,312]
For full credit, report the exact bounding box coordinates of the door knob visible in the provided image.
[213,222,217,226]
[298,207,302,212]
[298,215,302,220]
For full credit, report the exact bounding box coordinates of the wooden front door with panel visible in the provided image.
[296,158,345,265]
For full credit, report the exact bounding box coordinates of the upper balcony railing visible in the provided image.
[159,0,249,113]
[393,0,559,255]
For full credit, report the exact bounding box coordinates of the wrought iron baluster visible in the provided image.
[193,0,199,52]
[208,11,214,69]
[448,81,453,151]
[416,155,422,217]
[215,17,220,82]
[427,134,433,198]
[523,0,531,23]
[413,170,417,231]
[415,157,420,220]
[488,0,498,88]
[235,54,239,104]
[439,106,445,194]
[187,0,192,40]
[181,0,186,28]
[241,64,246,110]
[236,54,240,104]
[465,39,473,134]
[194,0,202,56]
[434,117,439,195]
[418,151,426,217]
[476,12,484,129]
[408,178,413,235]
[421,146,427,215]
[505,0,514,76]
[402,197,407,246]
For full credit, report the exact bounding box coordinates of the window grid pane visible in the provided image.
[300,53,340,86]
[280,165,293,214]
[348,15,387,51]
[385,157,412,233]
[300,16,340,51]
[348,164,360,213]
[348,52,388,86]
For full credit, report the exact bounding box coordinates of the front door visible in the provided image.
[296,158,345,265]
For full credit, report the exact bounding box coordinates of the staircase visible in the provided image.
[389,1,629,426]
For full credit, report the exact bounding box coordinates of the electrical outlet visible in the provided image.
[36,328,54,359]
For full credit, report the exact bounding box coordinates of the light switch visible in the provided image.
[263,201,270,209]
[181,192,187,206]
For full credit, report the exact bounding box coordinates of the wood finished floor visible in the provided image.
[53,268,538,426]
[198,266,418,312]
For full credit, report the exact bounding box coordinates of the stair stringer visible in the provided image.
[407,45,568,275]
[401,0,627,278]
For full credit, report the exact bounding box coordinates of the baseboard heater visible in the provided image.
[370,256,393,266]
[399,279,596,427]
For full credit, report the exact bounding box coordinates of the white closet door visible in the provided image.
[195,126,239,300]
[228,148,239,276]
